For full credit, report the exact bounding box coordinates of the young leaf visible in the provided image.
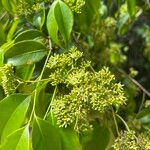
[54,0,73,43]
[0,126,30,150]
[1,96,31,142]
[126,0,136,18]
[4,40,47,66]
[32,117,62,150]
[47,1,59,44]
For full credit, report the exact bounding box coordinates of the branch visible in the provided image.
[118,68,150,97]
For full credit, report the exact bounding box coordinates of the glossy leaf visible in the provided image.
[14,30,44,43]
[5,40,47,66]
[54,0,73,43]
[0,95,31,142]
[0,126,30,150]
[47,1,59,44]
[32,117,62,150]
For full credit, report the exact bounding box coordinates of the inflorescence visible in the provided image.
[113,130,150,150]
[46,47,126,133]
[64,0,85,13]
[0,64,17,96]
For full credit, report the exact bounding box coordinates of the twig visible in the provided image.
[28,36,52,123]
[116,114,131,132]
[44,86,57,121]
[118,68,150,97]
[138,93,145,113]
[72,32,83,51]
[111,107,119,135]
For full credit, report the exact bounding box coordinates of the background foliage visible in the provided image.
[0,0,150,149]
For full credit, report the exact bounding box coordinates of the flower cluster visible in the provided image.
[16,0,32,17]
[47,47,126,133]
[16,0,44,17]
[113,130,150,150]
[103,42,127,65]
[46,46,84,85]
[64,0,85,13]
[0,64,17,95]
[84,17,118,67]
[91,17,116,50]
[99,17,116,45]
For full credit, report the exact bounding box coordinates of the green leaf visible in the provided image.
[54,0,73,43]
[127,0,136,18]
[1,0,18,14]
[0,94,27,137]
[47,1,59,44]
[0,95,31,142]
[33,8,45,30]
[84,124,110,150]
[0,126,30,150]
[0,24,6,46]
[60,128,82,150]
[0,41,14,67]
[137,108,150,124]
[0,41,14,53]
[118,13,130,35]
[1,0,13,13]
[7,18,20,42]
[7,49,47,66]
[0,51,4,67]
[14,30,44,43]
[32,117,62,150]
[4,40,47,66]
[75,0,100,33]
[16,64,35,80]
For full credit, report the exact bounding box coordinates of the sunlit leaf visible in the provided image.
[0,95,31,142]
[0,126,30,150]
